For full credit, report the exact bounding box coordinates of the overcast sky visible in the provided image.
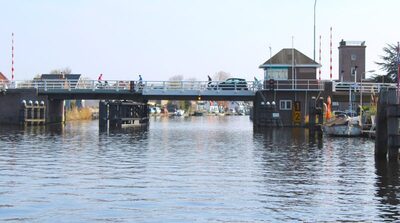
[0,0,398,81]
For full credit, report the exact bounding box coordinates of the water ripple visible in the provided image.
[0,117,397,222]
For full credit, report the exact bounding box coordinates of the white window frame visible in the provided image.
[279,100,292,110]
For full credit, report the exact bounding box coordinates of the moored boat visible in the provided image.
[323,116,362,136]
[174,109,185,116]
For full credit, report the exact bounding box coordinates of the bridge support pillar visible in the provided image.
[99,100,149,131]
[47,99,65,124]
[0,89,48,125]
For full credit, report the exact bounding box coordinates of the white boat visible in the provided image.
[174,109,185,116]
[323,116,362,136]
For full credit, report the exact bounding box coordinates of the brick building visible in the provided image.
[338,40,366,82]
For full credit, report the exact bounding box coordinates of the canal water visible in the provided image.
[0,116,399,222]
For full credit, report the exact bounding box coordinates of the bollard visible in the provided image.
[309,97,316,130]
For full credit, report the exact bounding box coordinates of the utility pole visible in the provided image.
[314,0,317,61]
[292,36,295,90]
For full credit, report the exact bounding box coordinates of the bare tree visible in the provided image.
[212,71,232,111]
[169,74,184,81]
[185,77,197,82]
[49,67,72,74]
[213,71,231,81]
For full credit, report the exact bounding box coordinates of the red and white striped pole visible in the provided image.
[319,35,322,81]
[11,33,14,81]
[330,27,332,80]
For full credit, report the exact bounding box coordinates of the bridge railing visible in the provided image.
[1,79,259,91]
[0,79,336,92]
[140,80,261,92]
[0,80,133,91]
[333,81,397,93]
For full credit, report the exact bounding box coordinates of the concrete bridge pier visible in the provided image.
[47,99,65,124]
[99,100,149,131]
[0,89,49,125]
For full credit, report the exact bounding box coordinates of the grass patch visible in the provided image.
[66,107,93,121]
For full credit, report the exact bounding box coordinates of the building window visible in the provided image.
[280,100,292,110]
[266,68,288,80]
[351,54,357,61]
[351,66,357,76]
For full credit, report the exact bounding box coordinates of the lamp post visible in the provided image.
[350,66,358,116]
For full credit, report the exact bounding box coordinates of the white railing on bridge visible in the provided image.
[0,79,328,92]
[0,80,261,92]
[332,81,397,93]
[2,79,396,95]
[142,80,260,91]
[0,80,133,91]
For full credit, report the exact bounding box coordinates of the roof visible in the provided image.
[40,74,81,88]
[339,40,366,47]
[259,48,320,69]
[0,72,8,81]
[41,74,81,81]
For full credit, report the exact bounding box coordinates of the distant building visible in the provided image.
[0,72,8,81]
[40,74,82,88]
[338,40,366,82]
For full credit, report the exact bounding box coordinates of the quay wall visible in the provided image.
[0,89,64,125]
[0,89,48,125]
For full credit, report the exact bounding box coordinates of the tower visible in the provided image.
[338,40,366,82]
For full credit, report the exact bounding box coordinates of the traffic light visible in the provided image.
[269,79,275,91]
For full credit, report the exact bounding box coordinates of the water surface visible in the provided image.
[0,116,399,222]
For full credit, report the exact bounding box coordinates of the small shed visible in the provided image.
[259,48,320,81]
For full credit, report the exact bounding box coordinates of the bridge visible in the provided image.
[1,79,389,100]
[0,79,327,101]
[0,78,396,126]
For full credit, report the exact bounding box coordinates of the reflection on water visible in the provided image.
[0,116,399,222]
[375,160,400,220]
